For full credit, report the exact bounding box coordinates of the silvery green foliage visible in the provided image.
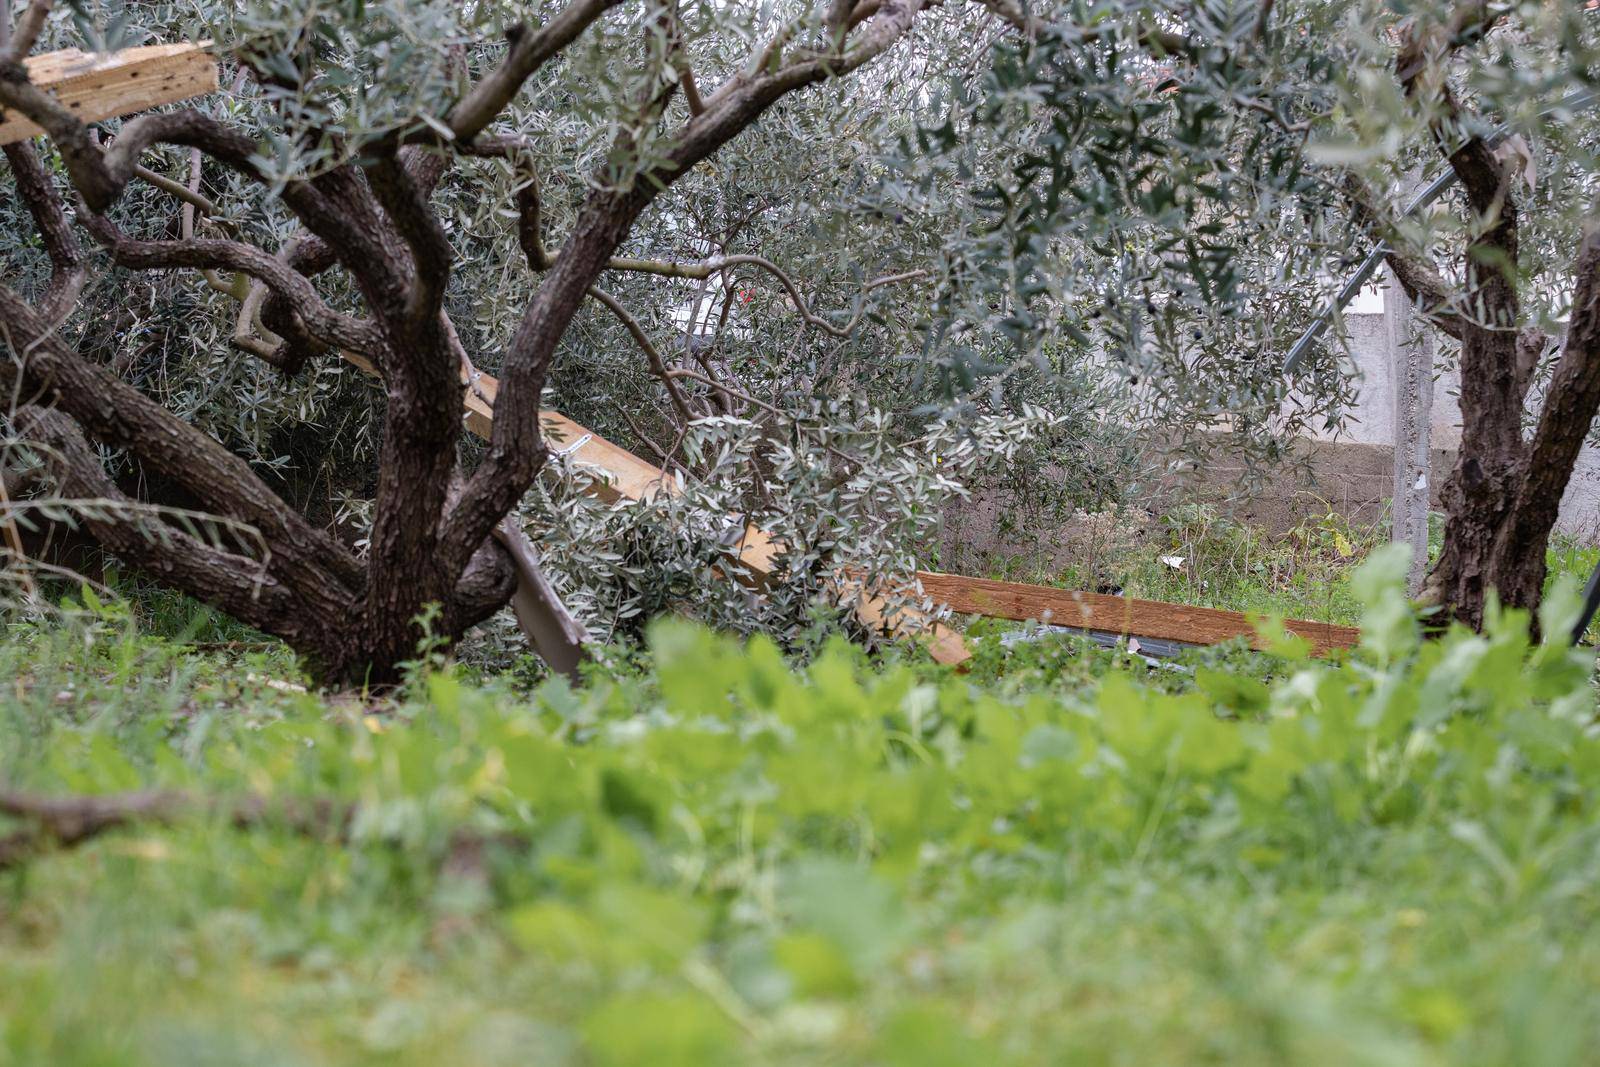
[878,0,1363,478]
[462,404,1069,668]
[1304,0,1600,440]
[13,0,1140,549]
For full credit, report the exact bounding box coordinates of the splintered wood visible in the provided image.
[0,44,218,145]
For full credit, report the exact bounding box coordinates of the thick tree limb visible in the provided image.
[12,405,308,638]
[78,213,383,359]
[454,529,521,626]
[0,85,393,291]
[1,140,84,323]
[516,174,553,271]
[1394,0,1504,85]
[0,0,51,64]
[1340,173,1466,340]
[1512,324,1548,405]
[1383,250,1467,341]
[1395,3,1512,221]
[0,284,365,608]
[1507,226,1600,552]
[364,149,453,329]
[352,153,472,642]
[255,144,450,324]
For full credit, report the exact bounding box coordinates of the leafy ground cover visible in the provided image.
[1,548,1599,1065]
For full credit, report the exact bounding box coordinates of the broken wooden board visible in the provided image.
[1,44,218,145]
[452,363,957,656]
[460,369,783,576]
[914,571,1360,657]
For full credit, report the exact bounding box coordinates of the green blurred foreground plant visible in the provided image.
[1,547,1598,1065]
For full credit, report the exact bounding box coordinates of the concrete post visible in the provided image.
[1383,266,1434,596]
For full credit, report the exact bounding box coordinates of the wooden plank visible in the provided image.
[914,571,1359,657]
[1,44,218,145]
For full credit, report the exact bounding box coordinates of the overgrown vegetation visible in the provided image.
[2,552,1598,1065]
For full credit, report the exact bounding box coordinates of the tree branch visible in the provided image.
[0,0,50,63]
[1341,173,1465,340]
[12,405,306,638]
[587,285,694,421]
[667,366,785,417]
[0,785,349,871]
[1395,3,1512,219]
[0,86,393,288]
[1508,225,1600,548]
[364,148,453,328]
[1,140,84,323]
[439,0,931,582]
[610,254,926,336]
[77,212,384,359]
[446,0,631,143]
[0,284,365,606]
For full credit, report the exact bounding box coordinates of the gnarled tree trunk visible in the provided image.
[1378,8,1600,633]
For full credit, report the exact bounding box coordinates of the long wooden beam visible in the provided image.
[0,44,218,145]
[460,369,787,577]
[915,572,1358,657]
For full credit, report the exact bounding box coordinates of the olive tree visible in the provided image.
[1323,0,1600,628]
[894,0,1600,631]
[1,0,1053,683]
[9,0,1586,685]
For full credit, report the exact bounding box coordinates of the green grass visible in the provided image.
[1,550,1599,1066]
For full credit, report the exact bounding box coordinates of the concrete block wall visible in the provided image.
[1314,298,1600,540]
